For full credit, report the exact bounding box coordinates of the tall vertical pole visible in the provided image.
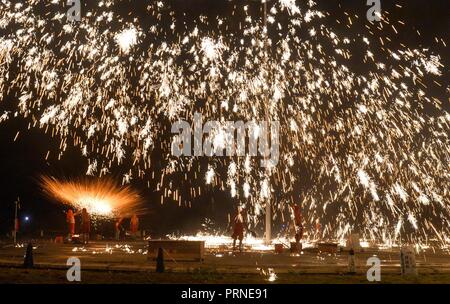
[262,0,271,245]
[13,200,18,244]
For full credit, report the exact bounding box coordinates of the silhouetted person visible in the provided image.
[130,214,139,239]
[115,217,124,241]
[232,207,246,252]
[156,247,165,273]
[290,203,304,252]
[66,209,75,241]
[348,248,356,274]
[80,208,90,244]
[24,242,34,268]
[315,218,322,240]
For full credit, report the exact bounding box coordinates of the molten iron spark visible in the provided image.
[40,176,144,218]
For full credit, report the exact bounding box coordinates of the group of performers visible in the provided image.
[65,201,317,250]
[66,208,91,243]
[230,201,321,252]
[115,214,140,240]
[65,209,139,243]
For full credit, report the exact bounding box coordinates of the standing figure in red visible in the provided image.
[130,214,139,239]
[80,208,90,244]
[315,218,322,240]
[115,217,124,241]
[231,207,246,252]
[290,202,304,252]
[66,209,75,241]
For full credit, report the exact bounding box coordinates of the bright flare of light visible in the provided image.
[115,27,139,53]
[171,232,316,252]
[40,176,143,218]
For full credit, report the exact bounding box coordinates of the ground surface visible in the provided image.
[1,240,450,283]
[2,268,450,284]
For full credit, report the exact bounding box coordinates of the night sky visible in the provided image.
[0,0,448,238]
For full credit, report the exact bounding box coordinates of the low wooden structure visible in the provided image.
[148,240,205,262]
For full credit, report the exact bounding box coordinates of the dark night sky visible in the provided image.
[0,0,448,237]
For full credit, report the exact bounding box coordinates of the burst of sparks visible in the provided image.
[0,1,448,246]
[115,26,139,54]
[40,176,144,218]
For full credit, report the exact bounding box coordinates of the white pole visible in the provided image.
[262,0,271,245]
[265,197,271,244]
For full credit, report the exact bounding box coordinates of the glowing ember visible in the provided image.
[40,176,144,218]
[267,268,277,282]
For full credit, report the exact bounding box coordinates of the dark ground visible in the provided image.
[1,240,450,283]
[2,267,449,284]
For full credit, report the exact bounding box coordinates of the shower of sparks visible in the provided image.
[0,1,448,245]
[40,176,144,218]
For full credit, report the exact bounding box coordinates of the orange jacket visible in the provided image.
[66,210,75,224]
[130,216,139,232]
